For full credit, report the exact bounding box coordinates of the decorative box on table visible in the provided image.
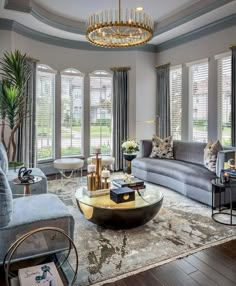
[110,187,135,204]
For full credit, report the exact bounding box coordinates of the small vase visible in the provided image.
[123,153,137,174]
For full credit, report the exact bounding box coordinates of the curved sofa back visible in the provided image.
[140,139,207,166]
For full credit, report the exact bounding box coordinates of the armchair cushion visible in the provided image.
[0,167,13,228]
[0,143,8,174]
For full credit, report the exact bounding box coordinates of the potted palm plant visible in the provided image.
[0,50,32,162]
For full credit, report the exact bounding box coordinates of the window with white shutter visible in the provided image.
[61,69,84,156]
[90,71,113,155]
[217,55,232,145]
[188,60,209,143]
[36,65,55,161]
[170,65,182,140]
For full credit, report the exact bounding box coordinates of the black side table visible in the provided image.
[211,178,236,226]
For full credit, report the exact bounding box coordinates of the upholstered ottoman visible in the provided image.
[54,158,84,179]
[7,168,48,197]
[0,194,74,264]
[87,156,115,170]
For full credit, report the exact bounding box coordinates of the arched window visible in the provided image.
[89,70,113,155]
[61,69,84,156]
[36,64,56,161]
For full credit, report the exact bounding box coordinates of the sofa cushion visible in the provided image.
[204,140,222,173]
[132,158,216,192]
[0,143,8,174]
[0,167,13,228]
[173,141,206,165]
[150,135,174,159]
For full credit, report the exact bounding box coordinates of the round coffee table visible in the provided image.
[75,187,163,229]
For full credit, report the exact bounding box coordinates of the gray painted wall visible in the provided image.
[156,25,236,141]
[0,30,157,164]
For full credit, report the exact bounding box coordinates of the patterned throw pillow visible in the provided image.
[204,139,222,173]
[0,143,8,174]
[0,167,13,228]
[150,135,174,159]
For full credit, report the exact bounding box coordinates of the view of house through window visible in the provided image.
[90,71,113,155]
[189,60,209,143]
[61,69,84,156]
[170,65,182,140]
[36,65,55,161]
[217,55,232,145]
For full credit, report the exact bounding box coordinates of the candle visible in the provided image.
[94,147,101,154]
[102,169,110,178]
[87,164,96,173]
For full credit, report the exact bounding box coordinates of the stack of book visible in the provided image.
[17,262,63,286]
[112,178,145,190]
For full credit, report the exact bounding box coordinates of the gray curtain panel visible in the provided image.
[156,63,170,138]
[17,61,37,167]
[231,47,236,146]
[112,69,129,171]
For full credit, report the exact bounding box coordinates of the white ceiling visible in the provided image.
[1,0,236,47]
[33,0,198,22]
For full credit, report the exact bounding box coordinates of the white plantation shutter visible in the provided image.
[90,71,112,155]
[217,55,232,145]
[36,65,55,161]
[189,60,209,142]
[61,69,84,156]
[170,65,182,140]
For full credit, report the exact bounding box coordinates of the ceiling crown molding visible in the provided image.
[4,0,235,38]
[0,18,158,52]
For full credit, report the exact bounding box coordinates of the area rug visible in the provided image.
[48,175,236,286]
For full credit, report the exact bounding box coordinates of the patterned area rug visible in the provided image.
[48,175,236,286]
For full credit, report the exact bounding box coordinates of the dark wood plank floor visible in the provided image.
[107,239,236,286]
[1,239,235,285]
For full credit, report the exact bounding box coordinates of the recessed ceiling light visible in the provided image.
[136,7,144,11]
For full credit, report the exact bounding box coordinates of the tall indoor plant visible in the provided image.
[0,50,32,161]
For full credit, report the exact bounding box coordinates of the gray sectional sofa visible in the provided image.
[132,140,236,206]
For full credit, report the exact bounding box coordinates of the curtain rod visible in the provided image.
[155,62,170,69]
[110,67,131,71]
[26,56,40,62]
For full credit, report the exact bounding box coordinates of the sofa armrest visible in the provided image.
[140,140,152,157]
[216,149,236,177]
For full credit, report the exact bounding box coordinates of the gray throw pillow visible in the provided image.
[0,167,13,228]
[204,139,223,173]
[150,135,174,159]
[0,143,8,174]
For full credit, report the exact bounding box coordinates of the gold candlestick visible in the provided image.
[87,172,96,191]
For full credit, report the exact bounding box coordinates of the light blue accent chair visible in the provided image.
[0,167,75,264]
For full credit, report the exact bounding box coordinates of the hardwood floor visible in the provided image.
[107,239,236,286]
[1,239,235,285]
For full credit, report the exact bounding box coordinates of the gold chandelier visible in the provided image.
[86,0,154,48]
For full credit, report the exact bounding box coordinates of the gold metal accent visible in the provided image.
[79,202,94,219]
[123,194,130,200]
[26,56,40,62]
[101,178,110,189]
[4,227,79,286]
[229,45,236,49]
[155,62,171,69]
[87,173,96,191]
[86,0,154,48]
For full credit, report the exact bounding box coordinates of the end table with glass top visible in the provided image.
[211,178,236,226]
[12,176,42,196]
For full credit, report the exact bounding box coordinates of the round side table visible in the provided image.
[211,178,236,226]
[12,176,42,196]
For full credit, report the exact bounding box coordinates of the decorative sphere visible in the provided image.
[228,158,235,168]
